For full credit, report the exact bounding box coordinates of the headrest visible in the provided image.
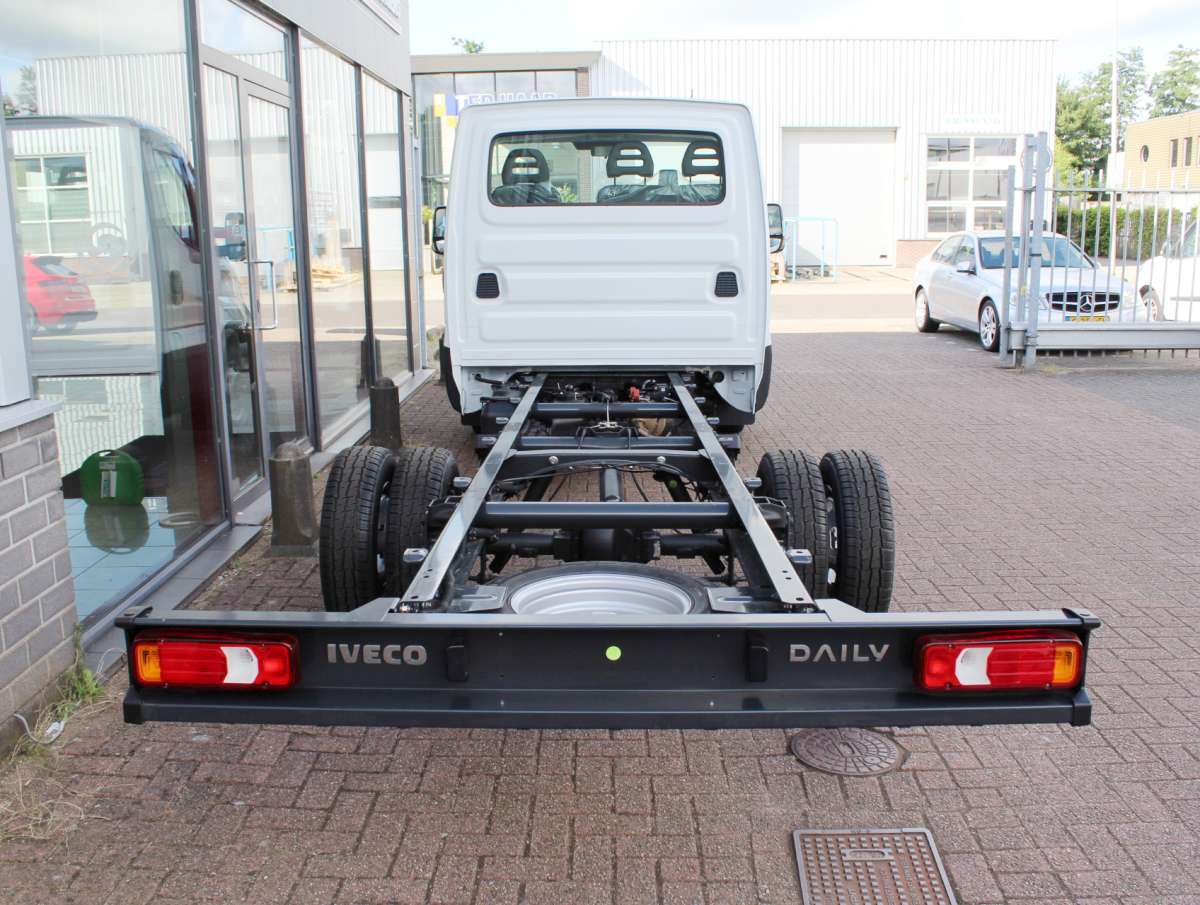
[606,141,654,178]
[682,139,723,179]
[501,148,550,185]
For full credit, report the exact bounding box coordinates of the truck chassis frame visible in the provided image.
[119,372,1098,729]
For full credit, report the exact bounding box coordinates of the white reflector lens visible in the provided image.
[954,647,993,686]
[221,646,260,684]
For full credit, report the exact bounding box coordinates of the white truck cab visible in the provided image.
[434,98,772,426]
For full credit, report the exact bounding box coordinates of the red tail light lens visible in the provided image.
[916,630,1082,692]
[132,632,297,690]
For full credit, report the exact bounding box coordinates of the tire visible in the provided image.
[978,299,1000,352]
[319,445,397,612]
[820,449,895,613]
[1143,288,1163,321]
[755,450,829,598]
[383,446,459,596]
[914,288,940,333]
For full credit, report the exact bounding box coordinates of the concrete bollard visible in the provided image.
[267,440,318,556]
[369,377,403,450]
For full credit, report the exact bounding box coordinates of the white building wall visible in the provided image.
[593,38,1055,243]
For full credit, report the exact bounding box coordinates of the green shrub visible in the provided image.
[1052,202,1197,259]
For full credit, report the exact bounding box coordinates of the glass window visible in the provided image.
[932,235,960,262]
[953,238,975,266]
[979,235,1093,269]
[2,0,224,624]
[1185,137,1194,167]
[414,72,453,208]
[1170,139,1179,167]
[535,71,576,98]
[926,170,967,201]
[362,73,412,381]
[198,0,287,79]
[974,137,1016,157]
[454,72,495,100]
[489,130,725,206]
[974,207,1006,230]
[496,71,536,99]
[300,36,370,436]
[928,208,966,232]
[973,170,1008,201]
[928,137,969,162]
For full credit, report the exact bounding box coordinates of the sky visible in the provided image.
[410,0,1200,81]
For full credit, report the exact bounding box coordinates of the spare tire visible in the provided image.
[755,450,829,598]
[384,446,459,596]
[820,449,895,612]
[319,446,397,612]
[495,562,710,616]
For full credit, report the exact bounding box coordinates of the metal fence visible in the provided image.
[1002,132,1200,367]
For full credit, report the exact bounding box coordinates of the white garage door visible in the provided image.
[781,128,896,267]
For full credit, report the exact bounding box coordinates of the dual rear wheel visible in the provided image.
[319,445,459,612]
[756,448,895,612]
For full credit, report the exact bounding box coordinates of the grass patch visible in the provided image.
[0,629,115,843]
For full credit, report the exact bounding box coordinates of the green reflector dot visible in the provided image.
[605,645,622,662]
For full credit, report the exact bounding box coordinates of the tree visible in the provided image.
[1150,45,1200,116]
[1056,78,1107,178]
[1086,48,1147,150]
[451,37,484,54]
[1056,49,1147,177]
[15,64,37,115]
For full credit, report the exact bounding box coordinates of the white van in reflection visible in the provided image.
[1136,221,1200,322]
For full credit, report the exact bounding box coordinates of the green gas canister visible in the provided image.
[80,450,145,507]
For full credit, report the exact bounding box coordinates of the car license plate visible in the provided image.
[1065,315,1107,322]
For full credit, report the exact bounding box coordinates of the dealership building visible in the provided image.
[0,0,424,730]
[415,38,1055,266]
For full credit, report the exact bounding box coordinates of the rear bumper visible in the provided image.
[123,685,1092,730]
[117,604,1100,731]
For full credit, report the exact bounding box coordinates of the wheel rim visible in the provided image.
[915,292,928,328]
[507,571,696,616]
[1147,292,1161,321]
[979,305,997,348]
[824,488,839,587]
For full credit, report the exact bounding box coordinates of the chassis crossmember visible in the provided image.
[119,372,1099,729]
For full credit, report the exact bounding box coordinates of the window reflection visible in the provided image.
[362,73,412,380]
[198,0,287,80]
[300,37,369,436]
[2,0,223,623]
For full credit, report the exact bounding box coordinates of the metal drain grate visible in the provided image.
[792,828,958,905]
[789,728,904,776]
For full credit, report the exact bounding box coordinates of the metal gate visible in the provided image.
[1002,132,1200,367]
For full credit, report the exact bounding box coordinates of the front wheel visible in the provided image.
[914,288,940,333]
[821,449,895,613]
[978,299,1000,352]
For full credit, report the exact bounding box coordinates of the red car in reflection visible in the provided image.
[23,254,97,333]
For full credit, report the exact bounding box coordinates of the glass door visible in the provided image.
[201,65,307,505]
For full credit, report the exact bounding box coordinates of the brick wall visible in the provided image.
[0,414,76,733]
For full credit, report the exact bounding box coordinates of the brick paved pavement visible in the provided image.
[3,330,1200,905]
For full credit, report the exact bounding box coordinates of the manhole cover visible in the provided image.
[793,828,958,905]
[789,728,903,776]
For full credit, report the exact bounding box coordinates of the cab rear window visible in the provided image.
[488,130,725,206]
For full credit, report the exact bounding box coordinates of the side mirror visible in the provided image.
[955,259,975,275]
[766,203,784,254]
[431,206,447,256]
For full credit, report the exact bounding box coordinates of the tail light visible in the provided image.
[915,629,1082,692]
[131,631,297,690]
